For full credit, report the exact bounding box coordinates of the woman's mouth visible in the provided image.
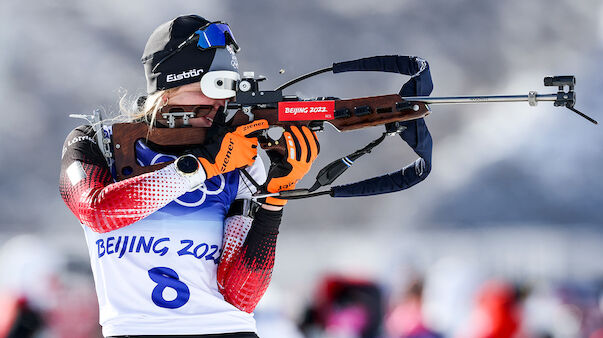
[189,108,218,127]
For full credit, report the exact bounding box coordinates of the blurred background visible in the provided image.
[0,0,601,337]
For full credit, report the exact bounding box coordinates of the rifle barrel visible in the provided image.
[403,93,557,104]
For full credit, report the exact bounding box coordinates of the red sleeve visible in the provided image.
[59,126,191,233]
[217,208,282,313]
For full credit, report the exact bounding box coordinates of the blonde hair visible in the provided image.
[119,89,176,128]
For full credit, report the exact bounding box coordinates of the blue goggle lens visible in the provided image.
[195,23,239,52]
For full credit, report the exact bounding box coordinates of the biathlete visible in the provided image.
[59,14,319,338]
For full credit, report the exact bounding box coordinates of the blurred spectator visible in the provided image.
[385,278,443,338]
[0,235,101,338]
[0,294,43,338]
[0,235,59,337]
[457,280,523,338]
[422,257,483,336]
[556,281,603,337]
[300,275,383,338]
[522,281,587,338]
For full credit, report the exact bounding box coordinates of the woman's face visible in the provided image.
[166,82,228,127]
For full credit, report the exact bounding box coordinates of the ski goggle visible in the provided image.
[152,22,239,73]
[194,22,239,52]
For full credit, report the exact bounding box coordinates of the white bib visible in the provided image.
[83,136,266,336]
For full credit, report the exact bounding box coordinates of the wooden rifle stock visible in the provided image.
[111,94,430,181]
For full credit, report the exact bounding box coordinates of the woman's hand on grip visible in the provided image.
[264,125,320,206]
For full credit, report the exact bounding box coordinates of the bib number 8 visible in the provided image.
[148,267,190,309]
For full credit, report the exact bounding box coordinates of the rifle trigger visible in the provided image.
[266,126,284,141]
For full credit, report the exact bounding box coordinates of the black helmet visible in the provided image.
[141,15,239,94]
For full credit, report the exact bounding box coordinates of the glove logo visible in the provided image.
[277,180,298,191]
[242,120,267,132]
[220,139,235,172]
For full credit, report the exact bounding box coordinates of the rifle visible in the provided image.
[107,55,596,200]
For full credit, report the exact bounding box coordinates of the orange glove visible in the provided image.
[264,125,320,206]
[198,119,269,179]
